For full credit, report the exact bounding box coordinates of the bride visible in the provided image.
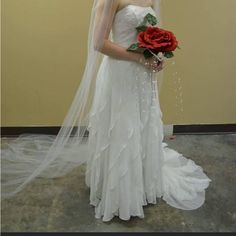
[1,0,211,222]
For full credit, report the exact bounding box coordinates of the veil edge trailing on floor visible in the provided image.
[1,0,163,200]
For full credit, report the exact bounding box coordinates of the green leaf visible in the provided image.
[177,45,181,50]
[143,49,153,59]
[136,47,146,53]
[144,13,158,26]
[164,51,174,58]
[127,43,139,51]
[127,43,146,53]
[136,25,147,33]
[135,13,158,33]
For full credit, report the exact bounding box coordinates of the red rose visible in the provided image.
[137,27,178,52]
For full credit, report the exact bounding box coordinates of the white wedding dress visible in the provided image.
[84,5,211,222]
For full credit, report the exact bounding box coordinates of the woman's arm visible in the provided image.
[94,0,142,63]
[100,40,143,63]
[94,0,164,71]
[101,36,165,72]
[101,34,165,72]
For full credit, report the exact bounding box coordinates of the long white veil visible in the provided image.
[1,0,163,200]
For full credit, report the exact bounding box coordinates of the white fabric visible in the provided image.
[84,5,211,222]
[1,1,212,222]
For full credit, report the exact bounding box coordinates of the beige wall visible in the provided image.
[161,0,236,124]
[1,0,236,127]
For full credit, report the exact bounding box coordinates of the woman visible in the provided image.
[2,0,211,222]
[83,0,212,221]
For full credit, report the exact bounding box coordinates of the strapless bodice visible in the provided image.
[112,5,156,47]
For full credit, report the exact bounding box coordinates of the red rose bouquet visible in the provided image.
[127,13,180,60]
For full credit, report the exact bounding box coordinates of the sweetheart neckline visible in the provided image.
[115,4,152,16]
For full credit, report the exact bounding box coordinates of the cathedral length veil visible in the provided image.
[1,0,163,199]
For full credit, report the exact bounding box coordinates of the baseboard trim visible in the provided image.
[0,126,89,138]
[173,124,236,135]
[1,124,236,137]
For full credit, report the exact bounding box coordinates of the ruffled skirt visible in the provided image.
[85,56,211,222]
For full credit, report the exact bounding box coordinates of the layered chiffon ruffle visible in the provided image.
[85,57,211,222]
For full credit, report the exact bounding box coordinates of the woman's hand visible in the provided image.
[146,57,165,72]
[138,55,165,73]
